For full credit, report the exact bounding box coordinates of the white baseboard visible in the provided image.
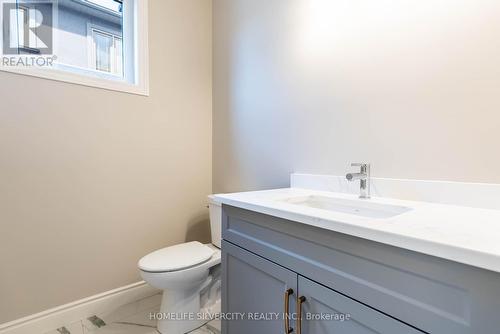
[0,282,159,334]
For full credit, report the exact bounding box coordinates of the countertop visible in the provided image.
[214,188,500,273]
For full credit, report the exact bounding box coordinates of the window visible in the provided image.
[0,0,149,95]
[15,6,35,53]
[90,27,123,76]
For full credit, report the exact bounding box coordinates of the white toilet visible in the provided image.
[138,196,222,334]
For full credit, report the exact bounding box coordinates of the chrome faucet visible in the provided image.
[346,163,371,199]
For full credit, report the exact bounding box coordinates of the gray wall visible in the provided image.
[0,0,212,324]
[213,0,500,193]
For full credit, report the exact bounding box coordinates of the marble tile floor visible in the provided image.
[44,293,220,334]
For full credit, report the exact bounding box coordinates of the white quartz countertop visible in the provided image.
[214,188,500,273]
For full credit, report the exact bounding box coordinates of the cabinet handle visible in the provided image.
[284,288,294,333]
[296,296,306,334]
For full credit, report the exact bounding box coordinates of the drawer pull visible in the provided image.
[284,288,294,333]
[297,296,306,334]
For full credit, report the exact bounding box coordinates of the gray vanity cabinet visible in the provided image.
[298,276,422,334]
[222,240,422,334]
[221,204,500,334]
[222,240,297,334]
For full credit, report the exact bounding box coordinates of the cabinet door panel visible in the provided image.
[298,276,423,334]
[222,240,297,334]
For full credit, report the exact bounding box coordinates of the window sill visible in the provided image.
[0,64,149,96]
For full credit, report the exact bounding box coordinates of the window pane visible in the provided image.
[114,37,123,76]
[94,31,112,72]
[53,0,124,77]
[10,6,40,54]
[8,7,22,51]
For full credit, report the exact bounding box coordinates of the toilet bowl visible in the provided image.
[138,196,222,334]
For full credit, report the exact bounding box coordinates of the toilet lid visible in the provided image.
[138,241,215,272]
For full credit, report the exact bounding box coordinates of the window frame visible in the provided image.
[0,0,149,96]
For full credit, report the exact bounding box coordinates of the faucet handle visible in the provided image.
[351,163,371,175]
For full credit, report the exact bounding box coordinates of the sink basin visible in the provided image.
[279,195,412,219]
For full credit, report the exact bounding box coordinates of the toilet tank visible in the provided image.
[208,195,222,248]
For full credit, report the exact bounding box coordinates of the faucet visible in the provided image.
[346,163,371,199]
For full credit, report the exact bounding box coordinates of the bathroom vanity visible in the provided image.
[215,182,500,334]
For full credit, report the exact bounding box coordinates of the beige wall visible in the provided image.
[213,0,500,193]
[0,0,212,324]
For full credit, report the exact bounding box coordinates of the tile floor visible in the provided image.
[45,294,220,334]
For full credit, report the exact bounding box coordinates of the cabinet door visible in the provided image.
[222,240,297,334]
[297,276,423,334]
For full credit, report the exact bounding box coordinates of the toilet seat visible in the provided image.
[139,245,221,291]
[138,241,215,273]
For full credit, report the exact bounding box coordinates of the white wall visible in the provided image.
[0,0,212,324]
[213,0,500,192]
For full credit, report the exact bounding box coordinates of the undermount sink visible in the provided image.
[279,195,412,219]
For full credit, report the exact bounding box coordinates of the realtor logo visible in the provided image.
[2,1,53,55]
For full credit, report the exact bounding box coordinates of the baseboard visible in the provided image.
[0,281,159,334]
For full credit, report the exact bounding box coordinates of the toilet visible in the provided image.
[138,196,222,334]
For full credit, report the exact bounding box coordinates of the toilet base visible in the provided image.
[157,272,221,334]
[157,288,204,334]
